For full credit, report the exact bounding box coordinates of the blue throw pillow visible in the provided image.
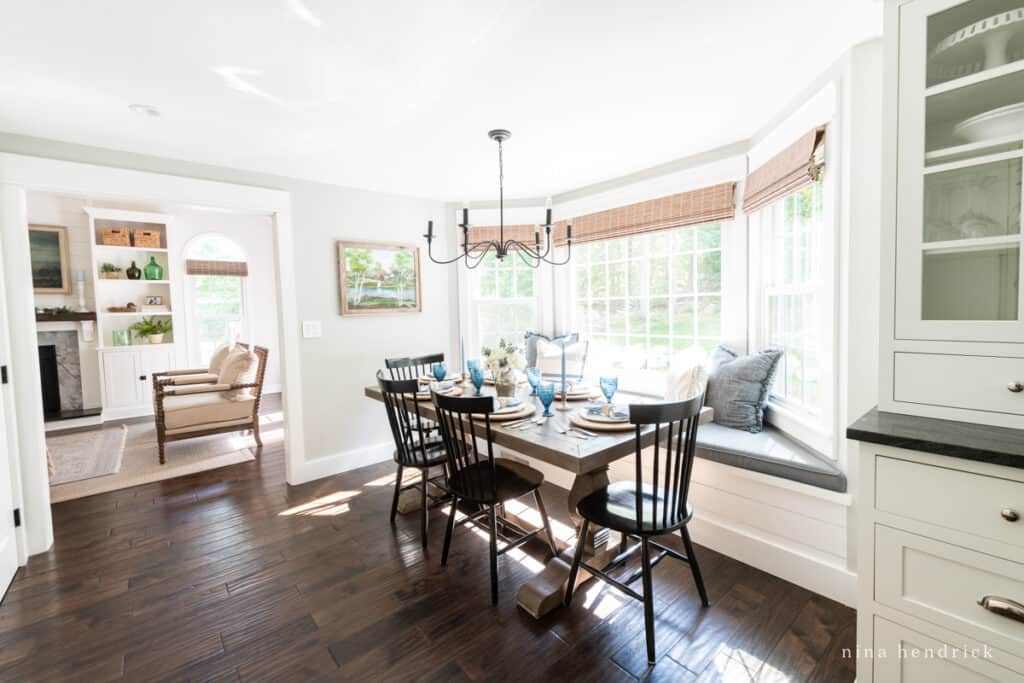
[706,345,784,433]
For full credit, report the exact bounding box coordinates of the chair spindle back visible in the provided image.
[431,392,497,501]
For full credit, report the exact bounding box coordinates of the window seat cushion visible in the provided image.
[695,422,847,493]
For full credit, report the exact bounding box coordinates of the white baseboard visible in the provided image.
[263,384,282,395]
[288,441,393,485]
[687,512,857,607]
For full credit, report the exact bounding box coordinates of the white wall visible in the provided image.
[172,208,283,389]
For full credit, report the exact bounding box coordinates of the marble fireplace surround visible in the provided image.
[36,327,83,412]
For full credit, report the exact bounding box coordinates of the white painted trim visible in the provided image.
[0,151,305,560]
[289,441,393,485]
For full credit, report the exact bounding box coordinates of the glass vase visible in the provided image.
[143,256,164,281]
[495,368,517,397]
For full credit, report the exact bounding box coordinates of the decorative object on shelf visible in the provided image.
[73,270,87,311]
[422,129,573,269]
[129,316,172,344]
[337,240,421,315]
[107,303,138,313]
[923,158,1021,242]
[29,224,71,293]
[141,295,168,313]
[929,7,1024,85]
[952,102,1024,143]
[483,338,524,398]
[143,256,164,281]
[133,228,161,248]
[101,226,131,246]
[126,260,142,280]
[111,329,132,347]
[100,263,123,279]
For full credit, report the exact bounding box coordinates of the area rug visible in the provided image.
[47,425,127,485]
[49,421,265,503]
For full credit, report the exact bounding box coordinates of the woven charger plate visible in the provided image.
[419,373,463,384]
[413,386,463,401]
[479,402,536,422]
[569,410,634,432]
[555,389,601,401]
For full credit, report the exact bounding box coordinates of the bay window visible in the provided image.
[468,252,540,352]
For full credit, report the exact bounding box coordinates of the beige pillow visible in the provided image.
[664,346,709,401]
[218,348,259,400]
[208,344,234,374]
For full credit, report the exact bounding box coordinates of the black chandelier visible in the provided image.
[423,129,573,269]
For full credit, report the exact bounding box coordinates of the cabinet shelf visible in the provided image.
[925,135,1024,165]
[95,244,168,253]
[102,311,172,317]
[96,279,171,285]
[925,59,1024,98]
[922,234,1021,254]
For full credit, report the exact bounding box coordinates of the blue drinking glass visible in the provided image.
[599,376,618,404]
[526,367,542,396]
[537,382,556,417]
[470,366,486,396]
[432,362,447,382]
[467,359,481,374]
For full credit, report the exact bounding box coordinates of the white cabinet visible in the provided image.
[856,446,1024,683]
[882,0,1024,427]
[99,346,175,420]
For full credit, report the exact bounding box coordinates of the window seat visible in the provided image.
[695,423,847,493]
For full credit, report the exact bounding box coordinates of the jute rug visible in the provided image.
[49,420,263,503]
[47,425,127,485]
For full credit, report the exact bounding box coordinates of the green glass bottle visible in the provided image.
[143,256,164,281]
[126,261,141,280]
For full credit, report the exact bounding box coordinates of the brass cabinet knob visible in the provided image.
[1002,508,1020,522]
[1008,381,1024,393]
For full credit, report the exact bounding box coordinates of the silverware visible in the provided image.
[517,416,546,430]
[557,422,589,439]
[503,417,534,428]
[571,426,600,438]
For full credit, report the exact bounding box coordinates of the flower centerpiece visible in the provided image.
[481,338,525,397]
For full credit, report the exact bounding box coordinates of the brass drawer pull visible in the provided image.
[978,595,1024,624]
[1003,509,1021,522]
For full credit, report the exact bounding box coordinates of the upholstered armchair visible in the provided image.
[151,343,268,464]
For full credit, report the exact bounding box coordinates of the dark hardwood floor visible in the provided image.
[0,415,856,682]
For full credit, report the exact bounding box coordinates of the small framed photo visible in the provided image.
[145,296,163,306]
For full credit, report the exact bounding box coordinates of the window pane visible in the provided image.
[672,253,693,295]
[697,251,721,292]
[697,223,721,250]
[671,297,694,337]
[608,299,627,333]
[496,267,514,298]
[590,301,607,333]
[649,257,669,296]
[672,228,694,253]
[515,266,534,297]
[590,264,607,297]
[628,260,643,297]
[608,262,627,297]
[607,239,626,261]
[697,296,721,338]
[479,268,496,298]
[650,298,669,336]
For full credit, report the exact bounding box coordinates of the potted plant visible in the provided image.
[130,316,172,344]
[100,263,123,279]
[482,338,525,397]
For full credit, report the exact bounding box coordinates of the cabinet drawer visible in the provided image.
[893,353,1024,416]
[876,526,1024,654]
[876,457,1024,551]
[873,617,1022,682]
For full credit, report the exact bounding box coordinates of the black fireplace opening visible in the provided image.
[38,344,60,415]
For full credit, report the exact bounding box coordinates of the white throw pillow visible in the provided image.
[664,346,709,401]
[536,338,589,381]
[218,348,260,400]
[208,343,234,374]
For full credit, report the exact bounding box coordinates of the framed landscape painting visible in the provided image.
[29,224,71,294]
[338,240,421,315]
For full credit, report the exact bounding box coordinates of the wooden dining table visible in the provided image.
[363,380,712,619]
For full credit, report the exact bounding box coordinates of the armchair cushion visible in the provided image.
[209,344,234,374]
[218,348,259,400]
[162,393,256,430]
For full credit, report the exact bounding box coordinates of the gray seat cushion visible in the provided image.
[695,422,847,492]
[706,346,783,433]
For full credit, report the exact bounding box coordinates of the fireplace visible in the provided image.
[38,344,60,415]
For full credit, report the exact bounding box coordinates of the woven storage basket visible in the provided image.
[102,227,131,246]
[133,229,162,248]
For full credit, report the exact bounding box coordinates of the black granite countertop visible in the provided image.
[847,408,1024,470]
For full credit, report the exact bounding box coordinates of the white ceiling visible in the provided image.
[0,1,881,201]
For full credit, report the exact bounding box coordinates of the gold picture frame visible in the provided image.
[29,224,71,294]
[338,240,422,315]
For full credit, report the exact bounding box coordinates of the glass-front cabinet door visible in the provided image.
[896,0,1024,342]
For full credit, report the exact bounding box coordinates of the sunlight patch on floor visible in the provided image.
[279,489,361,516]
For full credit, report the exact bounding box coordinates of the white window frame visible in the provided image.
[182,233,253,367]
[748,171,837,458]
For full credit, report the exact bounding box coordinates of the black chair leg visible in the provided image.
[563,519,589,607]
[389,464,404,525]
[533,489,559,557]
[442,494,459,566]
[488,505,499,605]
[680,526,709,607]
[640,537,656,666]
[619,531,629,554]
[419,468,429,548]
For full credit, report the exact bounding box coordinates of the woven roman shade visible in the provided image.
[185,259,248,277]
[743,126,826,214]
[553,182,736,246]
[467,224,543,250]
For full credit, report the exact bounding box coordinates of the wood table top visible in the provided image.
[364,383,710,475]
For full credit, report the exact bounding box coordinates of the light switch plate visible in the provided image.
[302,321,322,339]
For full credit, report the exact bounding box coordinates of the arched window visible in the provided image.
[184,234,250,365]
